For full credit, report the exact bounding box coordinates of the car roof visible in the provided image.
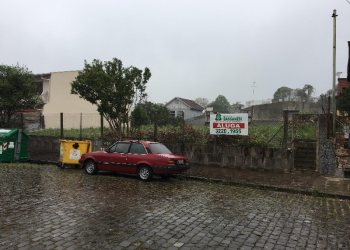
[118,140,160,146]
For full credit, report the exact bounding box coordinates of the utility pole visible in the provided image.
[251,81,256,95]
[332,9,337,137]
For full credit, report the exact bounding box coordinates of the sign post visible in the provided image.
[210,113,248,136]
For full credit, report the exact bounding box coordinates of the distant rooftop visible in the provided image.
[166,97,204,111]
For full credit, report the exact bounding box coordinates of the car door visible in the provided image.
[103,142,130,172]
[125,142,149,174]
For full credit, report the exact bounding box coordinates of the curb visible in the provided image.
[178,174,350,200]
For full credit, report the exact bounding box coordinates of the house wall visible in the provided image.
[42,71,102,129]
[166,100,202,120]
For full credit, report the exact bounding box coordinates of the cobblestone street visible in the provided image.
[1,164,350,249]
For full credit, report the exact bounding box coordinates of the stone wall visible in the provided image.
[317,115,337,176]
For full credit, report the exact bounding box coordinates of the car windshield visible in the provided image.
[149,143,173,154]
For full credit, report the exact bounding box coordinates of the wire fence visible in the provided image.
[9,111,335,149]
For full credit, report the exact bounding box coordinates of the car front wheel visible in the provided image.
[84,160,97,175]
[138,166,152,181]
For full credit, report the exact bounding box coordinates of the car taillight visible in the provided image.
[168,160,175,165]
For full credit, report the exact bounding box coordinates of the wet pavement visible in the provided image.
[184,165,350,199]
[1,164,350,250]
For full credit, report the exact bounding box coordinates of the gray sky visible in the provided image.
[1,0,350,105]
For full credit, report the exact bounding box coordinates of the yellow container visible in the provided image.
[59,140,92,167]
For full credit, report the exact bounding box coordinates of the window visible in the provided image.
[149,143,172,154]
[109,142,130,153]
[129,143,147,154]
[169,111,175,117]
[177,111,184,119]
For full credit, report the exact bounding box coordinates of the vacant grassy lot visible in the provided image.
[28,122,316,148]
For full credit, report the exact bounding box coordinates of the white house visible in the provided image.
[165,97,204,121]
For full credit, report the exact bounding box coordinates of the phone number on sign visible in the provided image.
[215,128,241,134]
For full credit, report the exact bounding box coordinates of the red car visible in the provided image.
[79,140,189,181]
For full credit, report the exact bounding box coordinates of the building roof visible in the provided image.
[166,97,204,111]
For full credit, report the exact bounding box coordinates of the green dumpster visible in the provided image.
[0,129,29,162]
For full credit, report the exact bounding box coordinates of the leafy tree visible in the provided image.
[208,95,231,113]
[294,88,308,102]
[272,86,292,102]
[131,103,150,128]
[131,102,181,128]
[303,84,314,100]
[273,84,315,103]
[0,64,42,127]
[131,102,170,127]
[71,58,151,137]
[194,97,209,108]
[230,102,244,113]
[337,88,350,114]
[131,102,182,140]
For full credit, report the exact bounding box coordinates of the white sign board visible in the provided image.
[210,113,248,135]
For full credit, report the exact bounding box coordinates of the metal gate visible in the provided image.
[291,114,318,170]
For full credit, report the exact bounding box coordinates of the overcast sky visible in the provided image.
[1,0,350,105]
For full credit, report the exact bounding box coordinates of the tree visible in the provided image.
[131,102,172,127]
[337,88,350,114]
[272,86,292,102]
[230,102,244,113]
[71,58,151,137]
[0,64,42,127]
[294,88,308,102]
[208,95,231,113]
[194,97,209,108]
[303,84,315,100]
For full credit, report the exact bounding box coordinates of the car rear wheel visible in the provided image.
[138,166,152,181]
[84,160,97,175]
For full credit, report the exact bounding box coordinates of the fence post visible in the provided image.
[100,114,104,138]
[282,110,288,149]
[60,112,64,139]
[40,114,44,129]
[20,113,24,130]
[327,96,331,139]
[79,112,82,140]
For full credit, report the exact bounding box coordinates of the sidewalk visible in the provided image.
[182,165,350,199]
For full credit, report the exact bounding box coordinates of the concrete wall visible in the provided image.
[28,136,292,172]
[167,143,293,172]
[248,101,322,121]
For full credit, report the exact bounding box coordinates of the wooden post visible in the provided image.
[282,110,288,149]
[79,112,82,140]
[60,112,64,139]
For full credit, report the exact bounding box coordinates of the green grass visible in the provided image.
[28,127,109,139]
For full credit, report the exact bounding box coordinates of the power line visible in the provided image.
[345,0,350,5]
